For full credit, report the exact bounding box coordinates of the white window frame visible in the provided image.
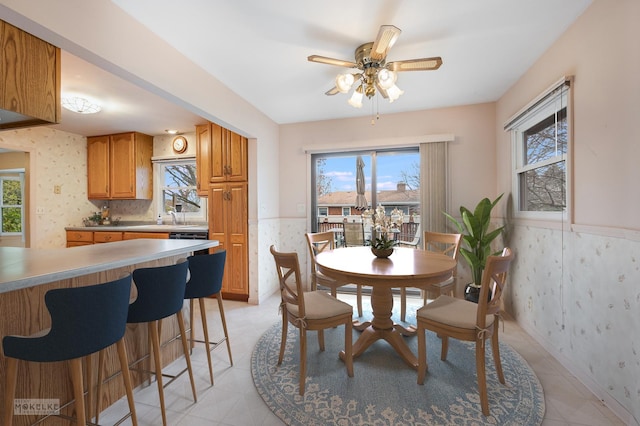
[0,173,24,236]
[506,78,572,221]
[153,159,207,223]
[318,207,328,216]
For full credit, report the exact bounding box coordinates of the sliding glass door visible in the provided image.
[311,148,420,243]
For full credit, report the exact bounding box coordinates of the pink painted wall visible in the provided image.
[497,0,640,231]
[279,102,497,219]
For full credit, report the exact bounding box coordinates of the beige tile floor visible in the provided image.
[99,292,625,426]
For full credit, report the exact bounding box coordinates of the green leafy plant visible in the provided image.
[370,232,397,250]
[443,194,504,286]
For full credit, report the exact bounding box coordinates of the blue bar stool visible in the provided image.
[126,259,197,426]
[2,275,137,426]
[185,251,233,385]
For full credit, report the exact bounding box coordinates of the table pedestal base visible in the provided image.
[341,285,418,369]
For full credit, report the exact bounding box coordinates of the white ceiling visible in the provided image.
[50,0,592,137]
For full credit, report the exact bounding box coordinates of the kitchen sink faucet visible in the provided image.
[169,211,178,225]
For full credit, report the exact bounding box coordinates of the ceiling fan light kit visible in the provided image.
[348,85,364,108]
[335,73,355,93]
[308,24,442,112]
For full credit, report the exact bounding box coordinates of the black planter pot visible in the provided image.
[464,283,492,303]
[464,283,481,303]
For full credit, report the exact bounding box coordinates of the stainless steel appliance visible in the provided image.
[169,230,210,255]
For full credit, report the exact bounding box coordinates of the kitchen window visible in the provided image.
[154,159,206,223]
[505,77,572,220]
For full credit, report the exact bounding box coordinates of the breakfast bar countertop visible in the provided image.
[0,239,218,294]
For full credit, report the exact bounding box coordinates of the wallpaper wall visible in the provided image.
[0,127,196,248]
[505,224,640,424]
[0,127,92,248]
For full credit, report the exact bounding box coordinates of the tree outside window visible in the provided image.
[520,108,567,211]
[508,80,571,219]
[157,161,206,222]
[1,178,22,233]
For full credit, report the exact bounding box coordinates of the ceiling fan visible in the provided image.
[307,25,442,108]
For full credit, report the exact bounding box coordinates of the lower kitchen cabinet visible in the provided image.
[122,232,170,240]
[66,230,93,247]
[208,182,248,300]
[93,231,123,243]
[66,230,169,247]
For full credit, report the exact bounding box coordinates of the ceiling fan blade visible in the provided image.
[325,86,341,96]
[370,25,402,61]
[387,57,443,72]
[375,82,389,99]
[308,55,357,68]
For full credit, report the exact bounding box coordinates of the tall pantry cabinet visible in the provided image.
[197,122,249,300]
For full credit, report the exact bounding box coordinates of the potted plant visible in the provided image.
[366,205,400,258]
[443,194,504,302]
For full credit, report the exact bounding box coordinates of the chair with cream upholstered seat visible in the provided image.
[416,247,514,416]
[305,231,363,317]
[270,245,354,395]
[400,231,461,321]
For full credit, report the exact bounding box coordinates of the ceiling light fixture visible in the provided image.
[61,97,101,114]
[165,129,179,135]
[335,66,405,109]
[308,25,442,117]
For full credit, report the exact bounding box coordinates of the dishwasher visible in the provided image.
[168,230,210,255]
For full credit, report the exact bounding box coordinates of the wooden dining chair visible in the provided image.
[400,231,461,321]
[416,247,514,416]
[270,245,354,395]
[305,231,363,317]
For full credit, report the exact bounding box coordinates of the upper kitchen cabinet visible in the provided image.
[196,121,248,194]
[0,19,61,130]
[87,132,153,200]
[195,123,211,196]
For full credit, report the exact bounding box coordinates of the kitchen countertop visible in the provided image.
[0,239,218,294]
[65,224,208,233]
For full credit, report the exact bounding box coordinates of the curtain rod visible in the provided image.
[303,134,454,154]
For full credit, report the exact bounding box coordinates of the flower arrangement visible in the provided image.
[363,206,404,250]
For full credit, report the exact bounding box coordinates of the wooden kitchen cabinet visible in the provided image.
[211,123,247,182]
[66,230,168,246]
[123,232,170,240]
[87,132,153,200]
[199,121,249,299]
[196,122,248,194]
[93,231,123,243]
[195,123,211,196]
[0,19,61,130]
[208,182,248,300]
[66,230,93,247]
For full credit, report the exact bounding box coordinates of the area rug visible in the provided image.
[251,308,545,426]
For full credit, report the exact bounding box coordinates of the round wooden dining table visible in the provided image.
[315,246,456,369]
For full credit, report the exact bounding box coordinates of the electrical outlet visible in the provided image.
[36,207,45,215]
[54,185,61,194]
